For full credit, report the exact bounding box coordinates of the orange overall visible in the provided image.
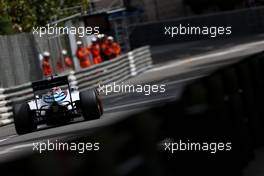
[90,43,103,64]
[64,56,73,69]
[104,44,114,60]
[76,47,91,68]
[111,42,121,58]
[42,58,52,77]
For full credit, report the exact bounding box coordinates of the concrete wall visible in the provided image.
[0,33,42,88]
[129,7,264,48]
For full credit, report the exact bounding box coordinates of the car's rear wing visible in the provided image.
[32,76,69,92]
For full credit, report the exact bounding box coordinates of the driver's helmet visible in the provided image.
[44,87,67,104]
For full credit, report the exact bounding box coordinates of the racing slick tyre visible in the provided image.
[80,89,103,121]
[13,103,36,135]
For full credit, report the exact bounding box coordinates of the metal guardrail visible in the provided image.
[0,46,152,127]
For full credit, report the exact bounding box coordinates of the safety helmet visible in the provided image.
[91,37,97,43]
[61,49,67,55]
[107,36,114,42]
[76,41,82,46]
[43,51,50,57]
[97,34,103,39]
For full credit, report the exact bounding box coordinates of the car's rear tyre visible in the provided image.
[80,89,103,121]
[13,103,36,135]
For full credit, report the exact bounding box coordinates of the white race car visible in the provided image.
[13,76,103,135]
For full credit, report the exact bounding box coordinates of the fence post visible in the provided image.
[68,71,78,90]
[0,88,5,94]
[128,52,137,76]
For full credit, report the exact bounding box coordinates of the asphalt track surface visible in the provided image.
[1,35,264,173]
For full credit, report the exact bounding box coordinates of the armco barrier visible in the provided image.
[0,83,34,124]
[0,46,152,127]
[70,46,152,92]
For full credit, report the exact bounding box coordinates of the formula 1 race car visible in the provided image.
[12,76,103,135]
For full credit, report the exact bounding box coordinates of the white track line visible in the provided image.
[0,135,17,143]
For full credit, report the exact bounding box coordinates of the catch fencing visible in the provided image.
[0,33,42,88]
[0,46,152,127]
